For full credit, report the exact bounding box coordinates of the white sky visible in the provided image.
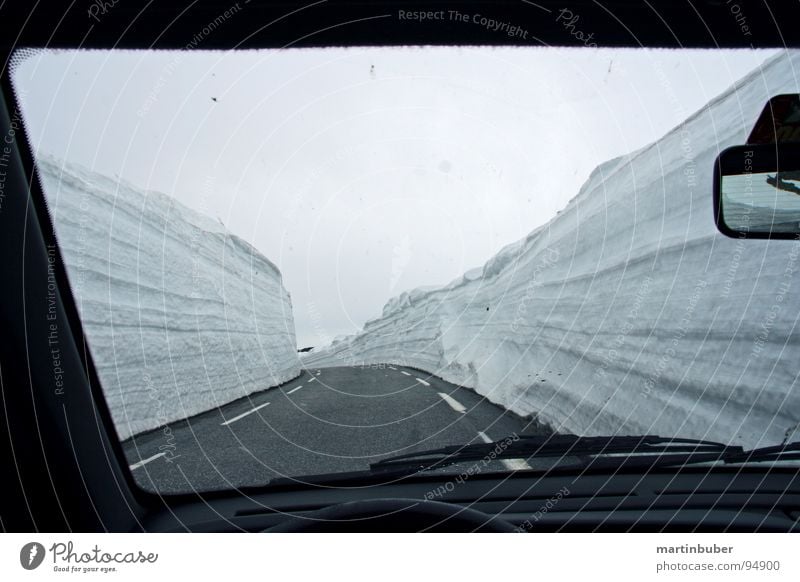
[13,47,777,346]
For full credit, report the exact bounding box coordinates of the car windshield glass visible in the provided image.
[10,47,799,494]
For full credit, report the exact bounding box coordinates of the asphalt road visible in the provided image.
[123,365,552,493]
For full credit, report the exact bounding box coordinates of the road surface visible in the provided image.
[123,365,551,493]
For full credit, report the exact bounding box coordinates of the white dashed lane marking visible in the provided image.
[401,371,411,376]
[308,377,316,383]
[287,385,303,395]
[129,452,167,471]
[220,402,270,426]
[415,378,430,386]
[388,366,397,370]
[477,431,532,471]
[438,392,466,413]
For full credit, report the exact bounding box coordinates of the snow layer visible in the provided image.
[39,157,301,440]
[304,51,800,448]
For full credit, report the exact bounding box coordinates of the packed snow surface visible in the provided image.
[304,51,800,448]
[39,157,301,440]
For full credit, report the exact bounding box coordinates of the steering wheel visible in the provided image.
[264,498,518,532]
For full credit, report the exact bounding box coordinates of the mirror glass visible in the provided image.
[717,144,800,236]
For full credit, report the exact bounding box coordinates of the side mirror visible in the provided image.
[713,143,800,239]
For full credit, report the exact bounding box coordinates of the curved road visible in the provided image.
[123,365,551,493]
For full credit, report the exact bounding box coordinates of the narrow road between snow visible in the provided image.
[123,365,551,493]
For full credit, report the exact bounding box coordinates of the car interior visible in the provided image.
[1,0,799,533]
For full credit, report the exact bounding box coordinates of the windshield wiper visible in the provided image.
[723,441,800,464]
[266,438,799,489]
[370,434,743,474]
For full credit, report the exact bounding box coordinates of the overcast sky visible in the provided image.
[12,47,776,346]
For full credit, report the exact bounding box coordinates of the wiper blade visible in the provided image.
[266,438,794,489]
[723,441,800,464]
[370,434,742,474]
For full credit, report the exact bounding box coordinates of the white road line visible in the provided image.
[287,385,303,395]
[401,371,411,376]
[388,366,397,370]
[477,431,532,471]
[315,372,321,376]
[308,377,316,383]
[415,378,430,386]
[220,402,270,426]
[129,452,166,471]
[438,392,466,413]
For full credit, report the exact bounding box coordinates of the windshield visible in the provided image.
[10,47,799,493]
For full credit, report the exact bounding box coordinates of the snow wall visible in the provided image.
[39,157,301,440]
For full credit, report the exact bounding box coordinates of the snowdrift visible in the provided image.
[39,158,301,440]
[304,51,800,448]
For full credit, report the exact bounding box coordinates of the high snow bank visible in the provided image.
[39,158,300,440]
[304,51,800,448]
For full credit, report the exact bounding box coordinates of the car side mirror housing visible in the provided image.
[713,143,800,239]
